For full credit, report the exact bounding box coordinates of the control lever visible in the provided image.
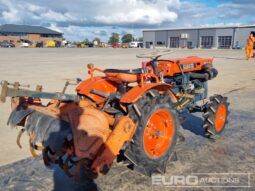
[90,89,110,98]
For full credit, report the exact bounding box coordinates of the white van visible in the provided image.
[129,41,143,48]
[20,42,30,48]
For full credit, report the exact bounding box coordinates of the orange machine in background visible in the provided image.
[246,32,255,60]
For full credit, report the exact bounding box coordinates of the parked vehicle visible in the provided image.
[138,42,143,48]
[0,42,15,48]
[77,43,85,48]
[112,42,121,48]
[46,41,56,48]
[67,43,76,48]
[55,41,62,48]
[87,43,94,48]
[20,42,30,48]
[129,41,143,48]
[121,43,128,48]
[35,42,44,48]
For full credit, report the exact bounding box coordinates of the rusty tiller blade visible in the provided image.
[9,106,73,156]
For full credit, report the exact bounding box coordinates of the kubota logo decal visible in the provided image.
[181,63,196,69]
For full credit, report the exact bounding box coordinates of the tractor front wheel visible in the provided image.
[203,95,230,138]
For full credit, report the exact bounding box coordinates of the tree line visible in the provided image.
[81,33,143,45]
[108,33,143,44]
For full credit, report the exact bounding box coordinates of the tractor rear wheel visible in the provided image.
[123,90,179,176]
[203,95,229,138]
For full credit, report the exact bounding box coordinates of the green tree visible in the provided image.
[108,33,119,44]
[133,37,143,42]
[137,37,143,42]
[121,33,134,43]
[93,37,101,44]
[83,38,90,44]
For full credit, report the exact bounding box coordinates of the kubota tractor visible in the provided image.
[0,52,229,179]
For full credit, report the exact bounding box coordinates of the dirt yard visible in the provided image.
[0,48,254,191]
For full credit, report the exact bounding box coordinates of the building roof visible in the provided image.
[143,25,255,32]
[0,24,62,35]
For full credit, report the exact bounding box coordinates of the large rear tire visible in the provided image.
[123,90,180,176]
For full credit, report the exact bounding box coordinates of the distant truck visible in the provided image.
[129,41,143,48]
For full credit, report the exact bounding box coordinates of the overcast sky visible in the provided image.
[0,0,254,41]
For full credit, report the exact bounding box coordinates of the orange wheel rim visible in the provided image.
[143,109,175,158]
[215,104,227,132]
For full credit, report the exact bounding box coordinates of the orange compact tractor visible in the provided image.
[0,52,229,179]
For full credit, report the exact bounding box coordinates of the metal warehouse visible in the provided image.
[143,25,255,49]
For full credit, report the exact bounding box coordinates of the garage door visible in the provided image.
[218,36,232,49]
[169,37,179,48]
[145,41,153,48]
[201,36,213,48]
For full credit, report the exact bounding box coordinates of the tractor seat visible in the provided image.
[104,68,143,74]
[104,68,142,83]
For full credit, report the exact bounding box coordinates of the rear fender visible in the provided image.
[120,83,177,104]
[76,76,118,103]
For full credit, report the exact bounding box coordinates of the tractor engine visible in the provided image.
[165,65,218,109]
[146,56,219,113]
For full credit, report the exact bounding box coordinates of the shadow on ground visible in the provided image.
[182,112,205,137]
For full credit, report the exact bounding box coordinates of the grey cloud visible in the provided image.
[0,0,254,41]
[0,0,179,28]
[93,30,108,36]
[216,2,255,19]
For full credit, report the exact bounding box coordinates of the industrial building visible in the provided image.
[0,24,63,47]
[143,25,255,49]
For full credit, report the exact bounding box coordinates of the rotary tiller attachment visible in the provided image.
[7,96,136,181]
